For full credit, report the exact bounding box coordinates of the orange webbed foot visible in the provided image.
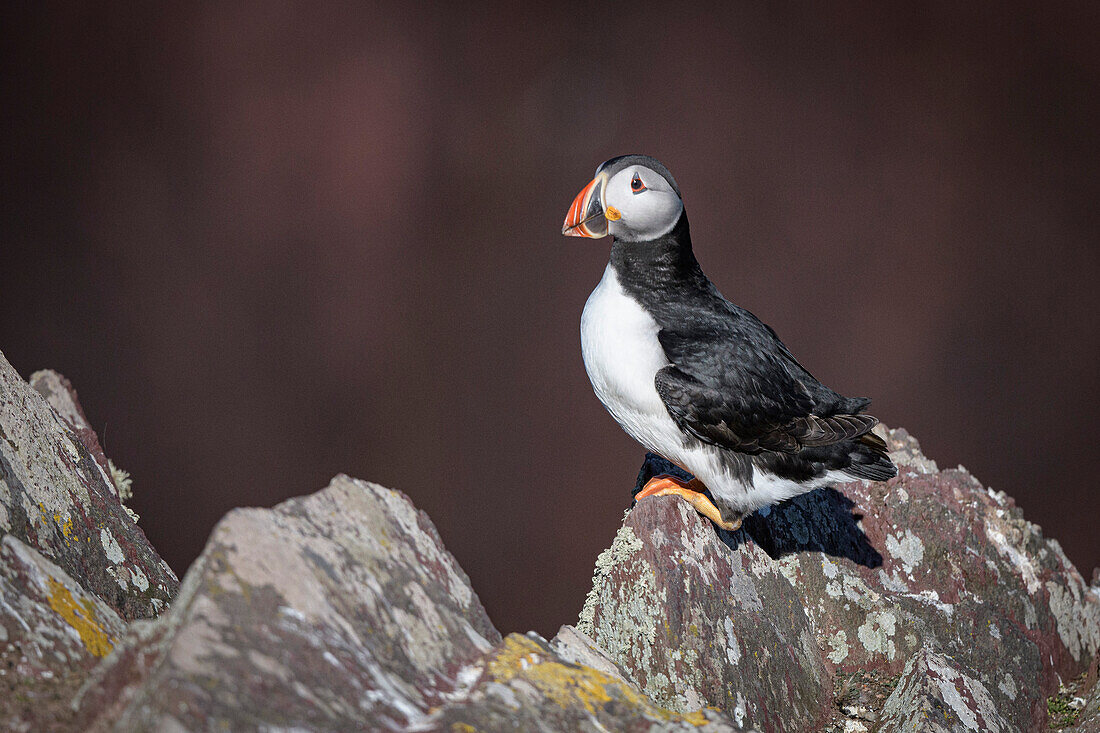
[636,475,743,531]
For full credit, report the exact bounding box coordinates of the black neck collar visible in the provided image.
[608,212,712,311]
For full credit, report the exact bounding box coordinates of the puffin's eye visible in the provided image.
[630,173,646,194]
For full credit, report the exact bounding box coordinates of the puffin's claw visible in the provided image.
[636,475,742,531]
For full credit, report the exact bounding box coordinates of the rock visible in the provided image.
[611,428,1099,730]
[733,428,1100,730]
[875,648,1009,732]
[418,632,741,732]
[29,370,116,496]
[77,475,502,731]
[30,370,140,524]
[1080,678,1100,732]
[550,623,638,686]
[578,494,832,732]
[0,534,127,732]
[0,352,176,620]
[2,351,1096,733]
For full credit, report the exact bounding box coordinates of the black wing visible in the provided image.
[654,303,879,455]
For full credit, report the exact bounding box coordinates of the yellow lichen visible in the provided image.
[53,513,76,541]
[46,578,114,657]
[486,635,711,725]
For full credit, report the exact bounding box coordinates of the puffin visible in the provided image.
[562,154,896,531]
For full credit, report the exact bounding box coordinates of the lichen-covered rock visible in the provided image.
[0,534,127,732]
[420,632,740,732]
[741,428,1100,730]
[77,475,502,732]
[1079,676,1100,732]
[875,648,1010,732]
[4,348,1096,733]
[0,352,177,620]
[551,623,639,687]
[29,370,116,497]
[579,495,832,732]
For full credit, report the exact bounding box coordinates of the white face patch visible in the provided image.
[603,165,683,241]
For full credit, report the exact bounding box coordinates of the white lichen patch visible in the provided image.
[856,611,897,660]
[108,459,139,522]
[1045,580,1100,663]
[676,521,719,585]
[108,459,133,502]
[881,649,1009,732]
[577,523,644,636]
[1023,597,1038,630]
[826,629,849,664]
[885,530,924,575]
[875,566,911,596]
[998,673,1017,700]
[722,616,741,665]
[826,571,884,610]
[903,589,954,618]
[105,563,129,590]
[728,563,764,614]
[983,523,1040,594]
[131,565,149,593]
[732,691,747,728]
[927,653,1004,732]
[775,555,802,587]
[100,527,124,564]
[886,431,938,473]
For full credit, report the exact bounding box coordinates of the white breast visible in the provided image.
[580,266,684,458]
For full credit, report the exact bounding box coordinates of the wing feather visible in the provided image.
[653,304,879,455]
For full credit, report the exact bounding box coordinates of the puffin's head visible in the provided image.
[562,155,683,242]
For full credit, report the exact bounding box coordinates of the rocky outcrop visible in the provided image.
[875,648,1010,732]
[577,495,831,731]
[0,353,176,620]
[418,632,738,732]
[28,370,116,494]
[0,354,1097,731]
[597,432,1100,731]
[1080,677,1100,732]
[746,429,1099,730]
[72,474,735,732]
[0,534,127,732]
[76,475,502,731]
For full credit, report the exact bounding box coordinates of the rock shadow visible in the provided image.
[633,452,882,568]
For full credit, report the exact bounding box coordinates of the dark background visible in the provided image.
[2,3,1097,637]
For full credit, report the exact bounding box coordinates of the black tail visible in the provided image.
[842,432,897,481]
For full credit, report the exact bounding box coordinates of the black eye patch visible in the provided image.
[631,173,646,194]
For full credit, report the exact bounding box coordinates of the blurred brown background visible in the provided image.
[1,3,1097,636]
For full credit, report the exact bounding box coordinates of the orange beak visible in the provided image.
[562,173,609,238]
